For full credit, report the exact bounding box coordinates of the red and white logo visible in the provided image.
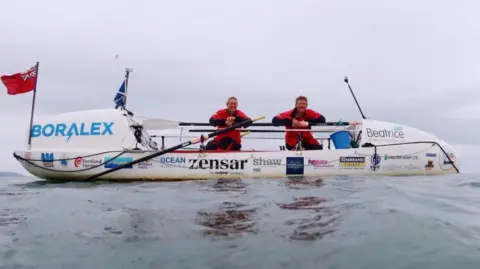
[308,159,328,166]
[308,159,335,169]
[74,157,83,167]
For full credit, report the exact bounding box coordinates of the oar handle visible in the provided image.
[192,116,265,144]
[241,131,251,137]
[208,116,265,138]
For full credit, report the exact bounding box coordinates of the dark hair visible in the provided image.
[226,96,238,105]
[295,95,308,105]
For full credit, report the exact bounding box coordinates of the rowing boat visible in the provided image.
[10,70,460,181]
[12,107,460,181]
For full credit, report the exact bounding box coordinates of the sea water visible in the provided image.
[1,173,480,269]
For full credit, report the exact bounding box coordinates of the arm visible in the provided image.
[271,111,293,127]
[235,111,252,128]
[209,111,226,126]
[305,110,326,126]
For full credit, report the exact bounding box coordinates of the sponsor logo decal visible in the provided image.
[286,157,304,175]
[31,122,115,142]
[308,159,335,169]
[253,157,282,166]
[439,152,455,170]
[366,126,404,140]
[74,157,83,167]
[41,152,54,167]
[425,160,434,170]
[339,156,365,169]
[370,154,381,171]
[426,153,436,157]
[83,158,103,168]
[137,160,153,169]
[188,159,248,170]
[211,171,228,175]
[59,153,68,167]
[73,157,102,168]
[104,156,134,169]
[383,163,423,172]
[82,159,102,168]
[154,156,186,164]
[209,171,244,176]
[152,156,186,168]
[384,155,418,160]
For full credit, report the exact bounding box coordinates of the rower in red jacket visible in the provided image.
[271,95,326,150]
[204,96,251,151]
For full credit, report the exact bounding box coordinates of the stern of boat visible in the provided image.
[436,140,460,174]
[356,119,461,174]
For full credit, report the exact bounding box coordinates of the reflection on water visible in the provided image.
[283,177,325,189]
[195,201,258,237]
[195,178,257,237]
[101,207,164,244]
[197,178,249,194]
[278,177,342,241]
[194,177,342,241]
[278,196,341,241]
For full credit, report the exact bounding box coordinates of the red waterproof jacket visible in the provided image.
[272,108,326,147]
[209,109,250,145]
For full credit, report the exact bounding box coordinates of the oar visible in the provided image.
[181,131,251,150]
[241,131,251,137]
[83,116,265,181]
[176,131,252,150]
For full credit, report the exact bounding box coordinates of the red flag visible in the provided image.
[1,64,38,95]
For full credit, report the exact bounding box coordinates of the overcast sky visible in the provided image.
[1,0,479,174]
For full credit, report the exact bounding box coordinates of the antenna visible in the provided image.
[344,76,367,119]
[122,68,134,116]
[124,68,133,107]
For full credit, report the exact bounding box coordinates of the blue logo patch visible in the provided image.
[104,156,134,169]
[371,154,381,165]
[41,152,54,167]
[370,153,381,171]
[426,153,436,157]
[59,153,68,166]
[31,122,114,142]
[41,152,54,162]
[286,157,304,175]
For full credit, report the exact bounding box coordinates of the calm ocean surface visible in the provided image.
[1,173,480,269]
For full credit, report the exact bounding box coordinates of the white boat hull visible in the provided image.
[12,108,460,181]
[14,143,459,181]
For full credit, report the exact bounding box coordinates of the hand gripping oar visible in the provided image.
[181,131,251,150]
[83,116,265,181]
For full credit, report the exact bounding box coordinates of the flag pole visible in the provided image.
[27,62,39,150]
[124,68,133,108]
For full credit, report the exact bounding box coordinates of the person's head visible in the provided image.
[226,96,238,112]
[295,95,308,113]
